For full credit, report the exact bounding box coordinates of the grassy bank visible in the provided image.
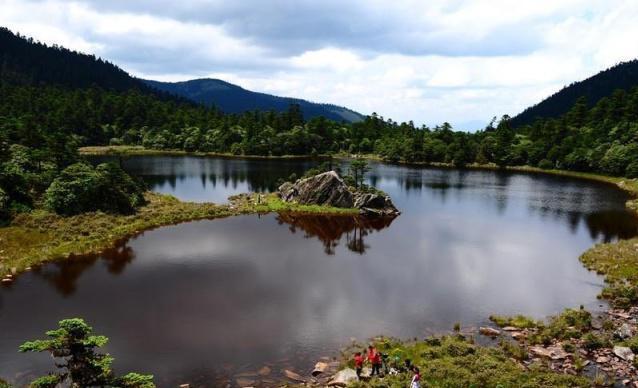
[0,192,357,277]
[345,335,589,387]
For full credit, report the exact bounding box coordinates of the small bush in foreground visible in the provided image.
[19,318,154,388]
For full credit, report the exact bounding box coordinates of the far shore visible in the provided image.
[80,145,638,206]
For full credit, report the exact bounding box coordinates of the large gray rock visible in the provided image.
[354,192,400,216]
[278,171,400,216]
[328,368,358,387]
[614,346,635,361]
[278,171,354,208]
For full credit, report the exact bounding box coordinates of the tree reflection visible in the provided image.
[276,214,396,255]
[30,244,135,296]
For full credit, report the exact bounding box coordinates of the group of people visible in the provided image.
[353,345,421,388]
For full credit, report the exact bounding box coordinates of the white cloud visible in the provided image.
[1,0,638,129]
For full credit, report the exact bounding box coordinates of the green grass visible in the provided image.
[229,193,359,215]
[580,236,638,307]
[345,336,588,388]
[0,192,358,277]
[489,314,539,329]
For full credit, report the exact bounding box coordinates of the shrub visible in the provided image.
[538,159,554,169]
[626,160,638,178]
[582,332,610,351]
[45,163,146,215]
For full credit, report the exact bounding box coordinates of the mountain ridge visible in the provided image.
[143,78,365,123]
[511,59,638,127]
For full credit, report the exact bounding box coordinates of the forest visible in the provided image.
[1,26,638,223]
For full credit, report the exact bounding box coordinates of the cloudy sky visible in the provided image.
[2,0,638,129]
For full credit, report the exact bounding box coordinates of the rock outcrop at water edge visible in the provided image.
[278,171,400,216]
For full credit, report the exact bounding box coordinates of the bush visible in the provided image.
[538,159,554,169]
[600,143,638,176]
[582,332,610,351]
[626,160,638,178]
[45,163,146,216]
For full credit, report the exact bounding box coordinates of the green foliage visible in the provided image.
[0,187,9,224]
[582,332,611,351]
[117,373,156,388]
[0,378,10,388]
[19,318,154,387]
[349,159,369,188]
[528,308,592,345]
[489,314,538,329]
[348,335,588,388]
[44,162,146,215]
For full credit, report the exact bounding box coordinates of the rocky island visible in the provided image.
[278,171,400,217]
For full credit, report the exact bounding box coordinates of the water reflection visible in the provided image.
[276,214,396,254]
[3,157,638,386]
[89,155,321,203]
[27,245,135,296]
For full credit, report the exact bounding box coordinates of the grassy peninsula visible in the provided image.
[0,192,357,278]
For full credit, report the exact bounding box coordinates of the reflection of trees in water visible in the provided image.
[528,204,638,242]
[139,161,319,193]
[30,244,135,296]
[585,211,638,242]
[276,214,396,255]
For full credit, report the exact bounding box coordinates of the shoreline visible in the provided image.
[0,192,358,278]
[5,148,638,386]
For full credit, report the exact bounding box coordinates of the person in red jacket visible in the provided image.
[354,351,364,378]
[367,345,382,376]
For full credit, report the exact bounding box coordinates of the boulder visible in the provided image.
[615,323,633,339]
[530,346,568,360]
[312,361,329,376]
[284,369,305,383]
[328,368,358,387]
[614,346,635,361]
[479,327,500,337]
[354,192,400,216]
[278,171,354,208]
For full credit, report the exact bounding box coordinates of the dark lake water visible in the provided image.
[2,156,638,386]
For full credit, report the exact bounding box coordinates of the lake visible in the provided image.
[2,155,638,386]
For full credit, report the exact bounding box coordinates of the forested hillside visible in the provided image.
[511,60,638,127]
[144,78,364,123]
[0,27,145,91]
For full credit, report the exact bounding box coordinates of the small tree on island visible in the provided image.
[349,159,369,189]
[19,318,154,388]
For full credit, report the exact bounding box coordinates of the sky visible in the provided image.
[2,0,638,130]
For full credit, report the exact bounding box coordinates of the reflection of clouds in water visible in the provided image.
[4,159,638,385]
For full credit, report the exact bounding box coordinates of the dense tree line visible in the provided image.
[2,83,638,206]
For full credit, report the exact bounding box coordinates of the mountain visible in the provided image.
[0,27,149,92]
[511,59,638,127]
[143,78,365,123]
